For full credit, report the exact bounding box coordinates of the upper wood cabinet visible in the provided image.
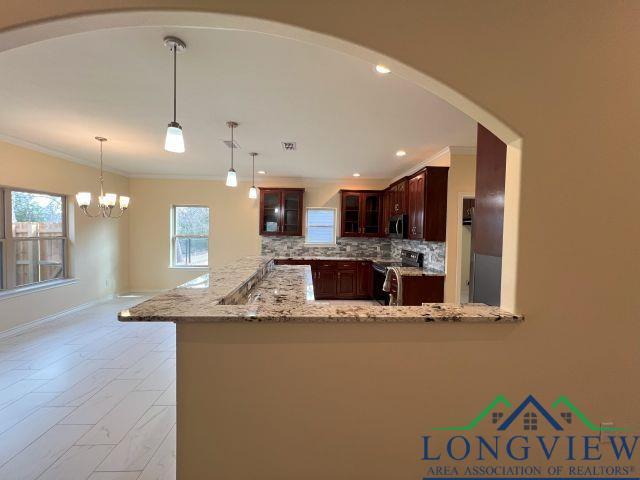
[402,167,449,241]
[340,190,382,237]
[408,171,426,240]
[259,188,304,236]
[388,178,408,216]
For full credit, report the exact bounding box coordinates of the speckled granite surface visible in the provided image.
[119,257,522,324]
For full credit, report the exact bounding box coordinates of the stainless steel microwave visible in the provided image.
[388,214,408,239]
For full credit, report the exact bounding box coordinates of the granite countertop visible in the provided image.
[275,256,385,262]
[386,266,445,277]
[119,256,522,324]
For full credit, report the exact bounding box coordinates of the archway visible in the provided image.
[0,9,522,311]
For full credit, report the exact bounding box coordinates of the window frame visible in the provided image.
[1,185,68,291]
[170,204,210,268]
[305,207,337,246]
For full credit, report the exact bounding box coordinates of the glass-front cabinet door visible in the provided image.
[362,193,381,236]
[259,188,304,236]
[282,191,302,235]
[260,190,282,234]
[341,192,362,236]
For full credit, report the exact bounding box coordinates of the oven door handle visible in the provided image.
[396,218,402,236]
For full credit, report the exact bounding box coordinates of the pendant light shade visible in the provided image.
[248,152,258,199]
[226,121,239,188]
[165,122,184,153]
[226,169,238,187]
[164,36,186,153]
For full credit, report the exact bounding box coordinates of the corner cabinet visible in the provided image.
[340,190,382,237]
[259,188,304,236]
[406,167,449,241]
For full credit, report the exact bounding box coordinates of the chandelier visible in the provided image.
[75,137,130,218]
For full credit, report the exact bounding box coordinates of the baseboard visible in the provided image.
[0,294,115,340]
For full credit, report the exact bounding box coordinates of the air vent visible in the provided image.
[281,141,297,151]
[223,140,240,149]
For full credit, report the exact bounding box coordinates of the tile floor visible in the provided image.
[0,296,176,480]
[0,295,381,479]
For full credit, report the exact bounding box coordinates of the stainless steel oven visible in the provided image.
[388,214,407,239]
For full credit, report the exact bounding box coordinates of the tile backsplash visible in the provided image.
[261,236,446,272]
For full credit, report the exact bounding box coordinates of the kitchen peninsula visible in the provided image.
[120,256,521,479]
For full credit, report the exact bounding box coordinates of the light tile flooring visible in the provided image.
[0,296,176,480]
[0,296,382,479]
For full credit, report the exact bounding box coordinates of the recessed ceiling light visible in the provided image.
[375,64,391,74]
[352,173,361,177]
[395,150,407,157]
[257,170,266,175]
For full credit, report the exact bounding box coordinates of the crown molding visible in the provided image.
[0,133,128,177]
[388,145,476,184]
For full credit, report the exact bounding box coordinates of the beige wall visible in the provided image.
[0,141,129,331]
[443,153,476,302]
[1,2,639,477]
[128,176,388,291]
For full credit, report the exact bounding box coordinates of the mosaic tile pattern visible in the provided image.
[261,236,446,271]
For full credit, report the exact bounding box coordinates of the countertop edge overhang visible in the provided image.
[118,256,523,324]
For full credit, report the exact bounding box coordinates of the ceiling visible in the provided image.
[0,27,476,180]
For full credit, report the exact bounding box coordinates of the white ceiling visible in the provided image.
[0,27,476,180]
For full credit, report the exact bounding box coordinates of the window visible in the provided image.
[171,206,209,267]
[305,208,336,245]
[1,187,67,290]
[523,412,537,431]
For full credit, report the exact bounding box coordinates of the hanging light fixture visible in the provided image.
[248,152,258,199]
[225,121,239,187]
[76,137,130,218]
[163,36,186,153]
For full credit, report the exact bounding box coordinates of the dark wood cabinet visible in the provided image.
[336,266,357,298]
[339,191,382,237]
[274,259,373,300]
[388,270,444,305]
[388,178,408,216]
[356,261,372,297]
[423,167,449,242]
[259,188,304,236]
[408,171,425,240]
[315,268,337,299]
[382,188,391,236]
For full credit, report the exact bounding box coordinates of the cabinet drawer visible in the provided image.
[317,261,336,269]
[337,261,356,269]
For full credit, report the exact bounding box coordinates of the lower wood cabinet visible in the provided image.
[315,268,337,299]
[274,259,372,300]
[274,258,443,303]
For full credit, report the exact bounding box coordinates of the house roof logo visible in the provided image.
[434,394,624,432]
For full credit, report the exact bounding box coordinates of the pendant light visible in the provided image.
[75,137,130,218]
[248,152,258,199]
[225,121,238,187]
[163,36,186,153]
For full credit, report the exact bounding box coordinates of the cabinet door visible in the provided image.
[397,180,407,214]
[382,189,391,236]
[336,269,357,298]
[356,261,372,297]
[341,192,362,236]
[315,268,337,299]
[408,172,425,240]
[260,190,282,235]
[282,190,303,236]
[362,193,381,236]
